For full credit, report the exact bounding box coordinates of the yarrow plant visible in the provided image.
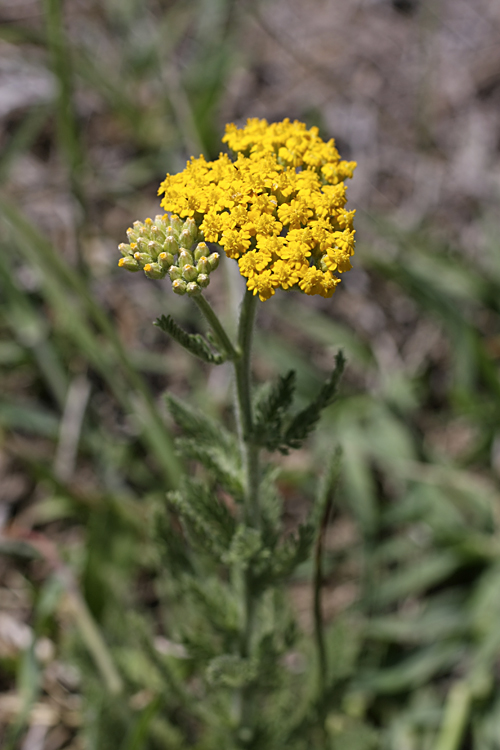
[118,119,357,750]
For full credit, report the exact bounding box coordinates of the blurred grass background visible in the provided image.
[1,0,500,747]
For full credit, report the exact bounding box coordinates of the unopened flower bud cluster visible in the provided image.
[118,215,220,296]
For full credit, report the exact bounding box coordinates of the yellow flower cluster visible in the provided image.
[158,118,356,301]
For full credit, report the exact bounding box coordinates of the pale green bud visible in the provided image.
[144,262,166,280]
[182,264,198,282]
[118,256,140,272]
[172,279,187,295]
[151,225,166,242]
[170,215,183,234]
[194,242,209,262]
[178,250,193,268]
[184,217,198,243]
[118,242,133,257]
[186,281,201,296]
[196,257,210,275]
[136,236,149,252]
[169,265,182,281]
[208,252,220,271]
[158,251,175,269]
[148,240,163,259]
[126,228,139,243]
[178,228,193,249]
[133,252,152,268]
[197,273,210,288]
[163,236,179,255]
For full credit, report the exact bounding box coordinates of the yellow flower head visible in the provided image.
[155,118,356,301]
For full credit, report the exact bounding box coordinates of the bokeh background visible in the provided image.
[1,0,500,747]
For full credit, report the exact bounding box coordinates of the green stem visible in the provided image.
[234,290,260,526]
[193,294,239,361]
[313,496,333,743]
[233,290,260,745]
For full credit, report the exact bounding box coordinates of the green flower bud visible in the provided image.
[182,264,198,282]
[194,242,209,262]
[144,262,166,280]
[118,256,140,272]
[178,228,193,249]
[186,281,201,296]
[151,225,166,243]
[147,240,163,258]
[126,228,139,243]
[207,252,220,271]
[172,279,187,295]
[163,236,179,255]
[158,251,175,269]
[170,215,183,234]
[178,250,193,268]
[133,252,152,268]
[169,265,182,281]
[137,236,149,252]
[132,220,142,232]
[184,217,197,242]
[197,273,210,288]
[196,257,210,275]
[118,242,133,256]
[154,214,167,228]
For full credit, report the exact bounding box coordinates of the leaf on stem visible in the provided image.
[154,314,226,364]
[281,351,346,452]
[168,478,236,560]
[176,438,244,499]
[206,654,258,688]
[166,394,235,453]
[253,370,297,451]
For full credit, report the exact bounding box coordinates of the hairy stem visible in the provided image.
[234,290,260,526]
[193,294,238,361]
[313,449,342,742]
[313,497,332,739]
[233,290,260,744]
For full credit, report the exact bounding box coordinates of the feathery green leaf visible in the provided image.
[165,393,235,452]
[155,314,226,364]
[281,351,346,452]
[253,370,296,451]
[175,438,244,499]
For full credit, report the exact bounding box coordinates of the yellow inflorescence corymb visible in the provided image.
[158,118,357,301]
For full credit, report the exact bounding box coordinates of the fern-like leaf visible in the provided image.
[168,478,236,559]
[166,394,235,453]
[280,351,345,452]
[155,314,225,364]
[175,438,244,499]
[253,370,296,451]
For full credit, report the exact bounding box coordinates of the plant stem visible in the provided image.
[313,507,329,695]
[233,289,260,745]
[313,497,332,742]
[234,290,260,526]
[194,288,260,743]
[193,294,239,361]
